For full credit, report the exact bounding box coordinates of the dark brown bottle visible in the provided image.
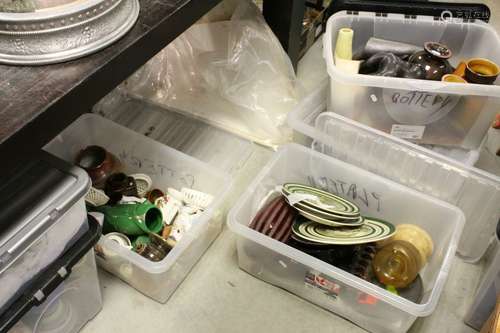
[408,42,454,81]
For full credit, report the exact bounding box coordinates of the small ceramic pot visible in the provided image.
[442,74,467,83]
[465,58,500,85]
[408,42,454,81]
[104,172,139,204]
[146,189,164,203]
[249,196,297,243]
[76,145,122,189]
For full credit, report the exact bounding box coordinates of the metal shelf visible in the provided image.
[0,0,222,174]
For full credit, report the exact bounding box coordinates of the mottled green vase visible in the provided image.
[95,202,163,236]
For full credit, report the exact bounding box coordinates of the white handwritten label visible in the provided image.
[390,124,426,140]
[117,150,196,188]
[383,89,460,125]
[307,176,382,212]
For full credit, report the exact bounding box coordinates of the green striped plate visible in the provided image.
[295,206,365,227]
[292,217,395,245]
[282,183,360,217]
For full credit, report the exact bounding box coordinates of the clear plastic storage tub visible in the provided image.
[324,11,500,151]
[288,81,500,263]
[44,114,232,303]
[228,144,465,333]
[0,152,90,314]
[465,221,500,330]
[4,215,103,333]
[10,251,102,333]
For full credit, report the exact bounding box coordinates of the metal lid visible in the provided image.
[0,0,139,65]
[0,151,90,272]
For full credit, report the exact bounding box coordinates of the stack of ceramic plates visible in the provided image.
[281,183,395,245]
[282,183,363,226]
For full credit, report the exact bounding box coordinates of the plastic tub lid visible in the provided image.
[0,151,90,274]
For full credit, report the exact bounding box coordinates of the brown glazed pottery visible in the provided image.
[104,172,139,203]
[465,58,500,85]
[442,74,467,83]
[453,61,467,77]
[408,42,454,81]
[76,145,122,189]
[249,195,298,243]
[146,189,165,203]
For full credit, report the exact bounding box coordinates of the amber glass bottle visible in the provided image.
[372,240,423,288]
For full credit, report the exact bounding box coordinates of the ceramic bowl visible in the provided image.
[442,74,467,83]
[76,145,122,189]
[465,58,500,85]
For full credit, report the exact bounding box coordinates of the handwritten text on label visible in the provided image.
[307,176,382,212]
[118,150,195,188]
[391,91,454,111]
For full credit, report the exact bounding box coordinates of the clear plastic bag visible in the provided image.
[124,0,302,147]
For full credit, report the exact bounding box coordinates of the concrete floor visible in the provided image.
[82,225,485,333]
[81,2,500,332]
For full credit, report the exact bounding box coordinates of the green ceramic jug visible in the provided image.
[95,202,163,236]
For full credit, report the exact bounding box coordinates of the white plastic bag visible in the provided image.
[124,0,302,147]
